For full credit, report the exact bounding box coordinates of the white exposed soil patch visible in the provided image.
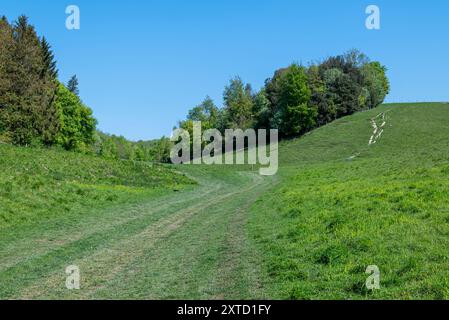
[348,111,390,160]
[369,112,388,145]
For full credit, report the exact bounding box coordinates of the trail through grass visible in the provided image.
[0,159,276,299]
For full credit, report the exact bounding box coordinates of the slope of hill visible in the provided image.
[249,102,449,299]
[0,145,194,229]
[1,103,448,300]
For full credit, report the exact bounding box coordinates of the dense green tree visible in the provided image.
[179,96,221,154]
[264,67,289,128]
[223,77,254,129]
[317,49,379,117]
[361,62,390,109]
[54,83,97,151]
[265,67,289,108]
[307,65,336,126]
[133,145,146,161]
[252,89,271,129]
[283,104,318,136]
[0,16,13,140]
[277,65,311,107]
[276,64,315,136]
[319,50,366,84]
[154,137,172,163]
[187,96,219,129]
[330,73,363,116]
[0,16,60,146]
[322,66,364,117]
[264,64,317,135]
[99,136,119,159]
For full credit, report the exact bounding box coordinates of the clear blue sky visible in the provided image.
[2,0,448,140]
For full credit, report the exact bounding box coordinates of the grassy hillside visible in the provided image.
[0,144,194,229]
[249,102,449,299]
[0,158,275,299]
[1,102,449,300]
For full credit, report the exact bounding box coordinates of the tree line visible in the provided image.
[0,16,95,149]
[95,132,172,163]
[0,15,168,162]
[1,16,390,164]
[179,49,390,142]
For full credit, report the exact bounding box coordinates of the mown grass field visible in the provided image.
[1,102,449,299]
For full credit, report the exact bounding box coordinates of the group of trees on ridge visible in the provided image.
[1,15,390,164]
[179,50,390,142]
[0,15,170,162]
[96,132,172,163]
[0,15,95,150]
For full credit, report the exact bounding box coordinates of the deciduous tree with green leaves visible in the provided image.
[54,82,96,152]
[223,77,254,129]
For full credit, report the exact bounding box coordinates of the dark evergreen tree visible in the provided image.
[67,75,79,96]
[10,16,59,145]
[0,16,60,145]
[40,37,58,79]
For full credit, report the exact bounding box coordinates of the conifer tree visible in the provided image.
[2,15,59,145]
[40,37,58,79]
[67,75,79,96]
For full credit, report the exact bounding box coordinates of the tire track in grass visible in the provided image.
[88,173,274,299]
[85,177,267,299]
[209,178,276,299]
[0,183,227,299]
[0,184,220,272]
[16,174,264,299]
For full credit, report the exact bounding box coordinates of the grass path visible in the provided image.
[0,166,277,299]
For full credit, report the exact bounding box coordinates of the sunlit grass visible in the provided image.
[0,145,194,229]
[248,103,449,299]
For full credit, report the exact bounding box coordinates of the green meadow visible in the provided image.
[249,102,449,299]
[1,102,449,299]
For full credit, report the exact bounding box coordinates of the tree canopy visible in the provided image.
[1,15,390,164]
[178,49,390,140]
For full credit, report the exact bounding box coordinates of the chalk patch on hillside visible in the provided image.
[369,112,388,145]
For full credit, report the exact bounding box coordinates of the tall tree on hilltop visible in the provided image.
[223,77,254,129]
[54,82,96,152]
[0,15,59,145]
[277,64,315,136]
[0,16,13,139]
[40,37,58,79]
[1,15,98,150]
[361,62,390,109]
[307,65,337,126]
[67,75,79,96]
[252,89,271,130]
[187,96,219,128]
